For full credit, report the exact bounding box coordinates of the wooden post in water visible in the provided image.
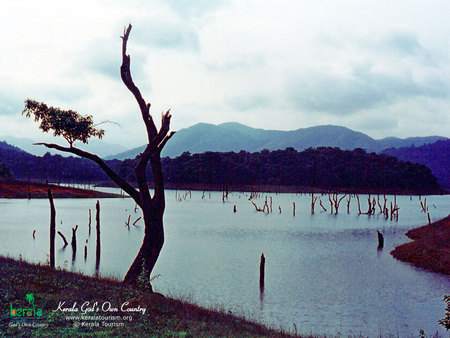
[259,253,265,289]
[47,189,56,268]
[377,231,384,249]
[84,239,88,261]
[95,200,101,272]
[293,202,296,216]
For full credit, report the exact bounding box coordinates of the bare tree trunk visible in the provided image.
[35,25,174,288]
[123,206,164,289]
[95,200,101,273]
[47,189,56,268]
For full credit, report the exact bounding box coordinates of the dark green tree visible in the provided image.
[23,100,105,147]
[24,24,175,289]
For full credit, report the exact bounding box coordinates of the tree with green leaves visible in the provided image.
[23,100,105,148]
[24,24,175,289]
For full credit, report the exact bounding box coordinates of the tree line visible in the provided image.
[2,144,439,193]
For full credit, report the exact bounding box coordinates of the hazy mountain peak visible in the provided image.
[105,122,448,160]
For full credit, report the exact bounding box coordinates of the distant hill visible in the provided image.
[383,139,450,188]
[107,122,447,160]
[0,140,26,153]
[0,135,129,159]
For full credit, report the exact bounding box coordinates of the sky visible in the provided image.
[1,0,449,150]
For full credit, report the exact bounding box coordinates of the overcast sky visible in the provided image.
[1,0,449,149]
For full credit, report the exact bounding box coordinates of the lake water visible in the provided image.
[1,190,449,336]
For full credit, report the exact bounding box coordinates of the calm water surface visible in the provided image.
[1,190,449,336]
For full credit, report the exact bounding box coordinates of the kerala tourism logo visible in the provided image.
[10,293,43,318]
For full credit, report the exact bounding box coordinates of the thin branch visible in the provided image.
[121,24,157,140]
[34,142,141,205]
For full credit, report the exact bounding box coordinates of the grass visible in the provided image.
[0,255,301,337]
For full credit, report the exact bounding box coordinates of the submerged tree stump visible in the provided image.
[71,225,78,251]
[57,231,68,247]
[259,253,265,289]
[377,230,384,249]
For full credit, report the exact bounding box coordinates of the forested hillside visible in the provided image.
[383,139,450,188]
[0,141,441,194]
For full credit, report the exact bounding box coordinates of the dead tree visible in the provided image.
[376,195,382,214]
[88,209,91,236]
[95,200,101,273]
[328,194,334,214]
[48,189,56,268]
[319,199,327,212]
[346,195,351,213]
[71,225,78,252]
[377,231,384,249]
[332,193,346,214]
[30,25,175,288]
[356,194,362,214]
[311,193,318,214]
[259,253,265,289]
[57,231,68,247]
[420,198,428,213]
[366,194,373,215]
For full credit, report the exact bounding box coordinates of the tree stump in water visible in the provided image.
[377,231,384,249]
[259,253,265,289]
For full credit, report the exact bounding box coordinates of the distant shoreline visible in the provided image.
[0,180,120,199]
[1,179,446,198]
[97,181,448,196]
[391,215,450,275]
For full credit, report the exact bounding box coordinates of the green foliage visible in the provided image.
[23,99,105,147]
[438,295,450,330]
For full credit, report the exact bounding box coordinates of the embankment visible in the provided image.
[391,215,450,275]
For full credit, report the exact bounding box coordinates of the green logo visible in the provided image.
[10,293,43,317]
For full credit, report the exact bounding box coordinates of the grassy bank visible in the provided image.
[0,180,119,199]
[391,215,450,275]
[0,256,297,337]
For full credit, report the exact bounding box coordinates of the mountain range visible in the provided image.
[107,122,447,160]
[0,135,128,158]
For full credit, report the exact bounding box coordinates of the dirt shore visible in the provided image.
[0,180,119,199]
[391,215,450,275]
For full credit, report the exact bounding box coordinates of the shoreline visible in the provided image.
[0,180,120,199]
[0,255,297,337]
[391,215,450,275]
[97,181,448,196]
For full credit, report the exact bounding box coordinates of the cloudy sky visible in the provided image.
[1,0,449,150]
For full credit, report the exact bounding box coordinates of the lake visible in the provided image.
[1,190,449,336]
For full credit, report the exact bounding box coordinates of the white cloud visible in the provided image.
[0,0,449,153]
